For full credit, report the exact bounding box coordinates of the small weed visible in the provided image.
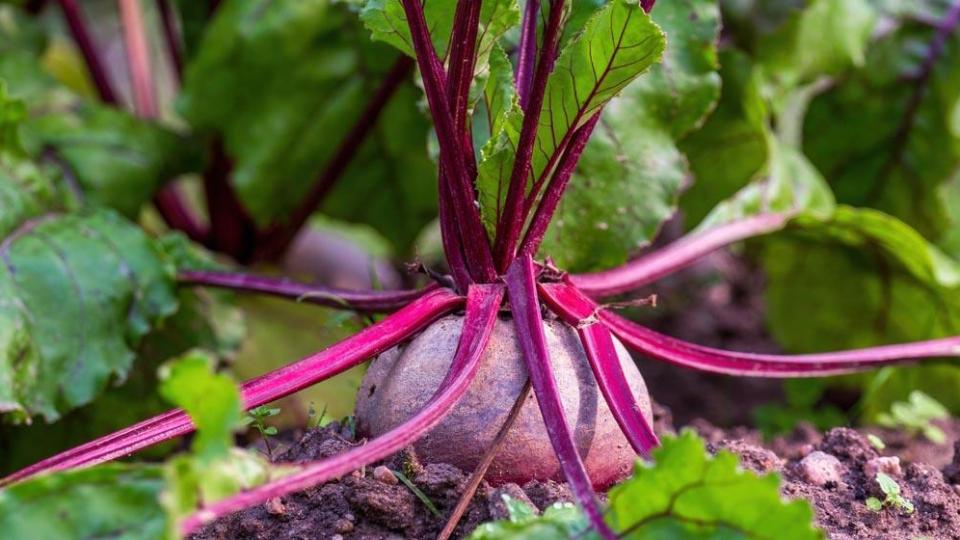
[876,391,948,444]
[866,472,914,514]
[392,469,442,518]
[242,405,281,459]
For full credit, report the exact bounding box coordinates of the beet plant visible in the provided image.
[1,0,960,538]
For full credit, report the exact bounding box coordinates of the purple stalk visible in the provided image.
[117,0,206,242]
[180,285,504,535]
[255,57,416,261]
[1,288,463,486]
[576,323,659,455]
[177,270,438,313]
[504,256,616,540]
[400,0,497,282]
[438,171,474,291]
[570,213,791,297]
[446,0,482,174]
[542,282,658,454]
[540,283,960,377]
[153,189,209,244]
[494,0,564,271]
[641,0,655,12]
[155,0,184,81]
[203,139,259,261]
[515,0,539,109]
[518,113,600,257]
[57,0,119,104]
[119,0,158,117]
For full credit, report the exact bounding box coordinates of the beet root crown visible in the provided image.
[5,1,960,539]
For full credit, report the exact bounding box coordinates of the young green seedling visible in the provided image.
[866,472,914,514]
[876,391,949,444]
[242,406,281,460]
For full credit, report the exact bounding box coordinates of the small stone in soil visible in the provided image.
[798,451,845,487]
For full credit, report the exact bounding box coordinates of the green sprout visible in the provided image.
[866,434,886,451]
[307,401,330,428]
[242,405,281,459]
[865,472,914,514]
[876,391,948,444]
[392,469,441,518]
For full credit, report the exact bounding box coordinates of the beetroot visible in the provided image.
[355,315,652,488]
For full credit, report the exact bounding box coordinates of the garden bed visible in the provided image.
[193,414,960,539]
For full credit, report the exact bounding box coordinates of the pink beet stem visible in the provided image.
[579,324,659,456]
[505,256,617,540]
[177,270,437,313]
[540,282,960,378]
[570,213,790,297]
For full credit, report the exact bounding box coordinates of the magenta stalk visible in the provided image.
[1,288,463,486]
[177,270,436,313]
[494,0,565,271]
[514,0,539,109]
[577,323,659,455]
[570,213,791,297]
[118,0,208,243]
[505,256,617,540]
[56,0,118,104]
[180,285,504,535]
[541,282,960,377]
[118,0,158,117]
[399,0,497,282]
[155,0,183,80]
[446,0,482,174]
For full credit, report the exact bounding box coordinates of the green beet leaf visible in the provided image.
[159,352,242,463]
[0,464,168,540]
[469,500,596,540]
[361,0,517,67]
[762,206,960,416]
[764,207,960,352]
[529,0,664,191]
[803,4,960,242]
[469,431,821,539]
[539,0,720,271]
[477,0,666,248]
[608,430,821,539]
[680,49,771,227]
[0,208,179,423]
[179,0,437,252]
[755,0,876,89]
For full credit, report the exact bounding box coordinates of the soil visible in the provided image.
[192,421,576,540]
[194,414,960,539]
